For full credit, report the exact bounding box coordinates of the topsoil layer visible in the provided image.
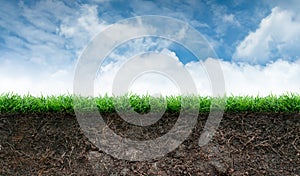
[0,112,299,176]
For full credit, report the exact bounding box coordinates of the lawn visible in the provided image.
[1,93,300,114]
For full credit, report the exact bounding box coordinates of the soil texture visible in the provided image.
[0,112,299,175]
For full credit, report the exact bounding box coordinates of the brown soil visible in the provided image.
[0,112,299,175]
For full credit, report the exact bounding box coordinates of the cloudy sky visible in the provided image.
[0,0,300,96]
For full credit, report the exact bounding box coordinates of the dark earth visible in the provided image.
[0,112,299,175]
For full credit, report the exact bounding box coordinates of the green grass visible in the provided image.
[0,93,300,114]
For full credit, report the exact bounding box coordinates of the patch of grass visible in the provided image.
[225,93,300,113]
[0,93,299,114]
[0,93,74,114]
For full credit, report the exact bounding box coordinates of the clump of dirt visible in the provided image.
[0,112,299,175]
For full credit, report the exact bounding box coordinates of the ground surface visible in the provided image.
[0,112,299,175]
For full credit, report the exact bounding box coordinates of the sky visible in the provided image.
[0,0,300,96]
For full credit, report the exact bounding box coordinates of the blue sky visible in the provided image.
[0,0,300,96]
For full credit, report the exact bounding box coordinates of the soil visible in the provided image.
[0,112,299,175]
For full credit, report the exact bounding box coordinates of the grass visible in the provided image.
[0,93,300,114]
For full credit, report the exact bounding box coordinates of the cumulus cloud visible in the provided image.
[0,67,73,96]
[234,7,300,64]
[220,59,300,96]
[95,50,184,96]
[94,52,300,97]
[1,53,299,97]
[94,43,176,96]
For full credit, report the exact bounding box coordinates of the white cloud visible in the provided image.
[234,7,300,64]
[1,54,299,97]
[0,68,73,96]
[128,73,180,96]
[208,3,241,36]
[59,4,106,38]
[94,52,300,97]
[58,4,108,52]
[101,37,172,66]
[222,14,240,27]
[220,59,300,96]
[0,1,107,96]
[94,48,182,96]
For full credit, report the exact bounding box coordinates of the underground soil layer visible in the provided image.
[0,112,299,175]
